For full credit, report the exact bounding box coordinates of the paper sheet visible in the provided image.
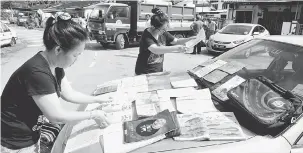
[203,69,229,84]
[135,91,159,105]
[133,75,148,86]
[212,75,246,101]
[157,87,197,98]
[136,103,158,116]
[170,73,198,88]
[195,60,227,78]
[155,101,176,112]
[176,99,217,114]
[185,28,206,48]
[199,59,216,67]
[202,112,246,141]
[217,61,245,74]
[176,89,217,113]
[103,123,165,153]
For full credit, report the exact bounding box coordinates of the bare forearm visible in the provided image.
[63,91,98,104]
[51,110,92,124]
[150,45,181,54]
[50,110,104,124]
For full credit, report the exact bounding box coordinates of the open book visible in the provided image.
[174,114,209,141]
[174,112,246,141]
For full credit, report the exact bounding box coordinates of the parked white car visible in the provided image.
[52,36,303,153]
[207,23,270,55]
[0,22,17,47]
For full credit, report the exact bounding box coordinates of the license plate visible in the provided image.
[214,45,225,48]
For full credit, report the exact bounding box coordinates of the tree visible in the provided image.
[1,1,13,9]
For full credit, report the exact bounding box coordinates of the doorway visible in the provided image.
[235,11,253,23]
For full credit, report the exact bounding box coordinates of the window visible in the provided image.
[252,26,259,33]
[222,3,228,10]
[108,6,129,18]
[219,25,252,35]
[259,26,265,33]
[212,4,218,10]
[89,5,109,19]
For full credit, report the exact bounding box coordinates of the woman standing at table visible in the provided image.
[1,12,111,153]
[135,8,196,75]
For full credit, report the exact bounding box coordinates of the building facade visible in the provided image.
[225,0,303,35]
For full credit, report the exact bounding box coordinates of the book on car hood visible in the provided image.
[123,109,177,143]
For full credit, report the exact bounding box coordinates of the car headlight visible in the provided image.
[233,39,245,44]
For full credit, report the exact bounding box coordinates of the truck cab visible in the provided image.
[87,1,195,50]
[87,3,130,49]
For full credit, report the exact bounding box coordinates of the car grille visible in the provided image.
[91,30,106,41]
[212,46,231,52]
[214,40,231,44]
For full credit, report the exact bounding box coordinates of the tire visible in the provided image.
[10,37,16,46]
[115,34,125,50]
[100,42,109,48]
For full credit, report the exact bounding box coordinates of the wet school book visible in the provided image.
[123,109,177,143]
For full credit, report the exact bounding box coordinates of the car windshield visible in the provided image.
[219,25,252,35]
[89,5,109,19]
[197,39,303,136]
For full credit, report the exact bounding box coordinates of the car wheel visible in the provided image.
[115,34,125,50]
[244,49,251,58]
[174,34,184,39]
[10,37,16,46]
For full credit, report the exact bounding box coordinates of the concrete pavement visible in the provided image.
[1,26,214,111]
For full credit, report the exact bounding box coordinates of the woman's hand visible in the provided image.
[176,45,188,53]
[91,110,110,128]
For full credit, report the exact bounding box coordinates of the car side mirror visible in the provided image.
[99,11,103,18]
[253,32,260,35]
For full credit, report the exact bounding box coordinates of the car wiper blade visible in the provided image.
[220,32,235,34]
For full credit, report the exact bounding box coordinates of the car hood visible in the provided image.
[212,33,251,42]
[132,135,290,153]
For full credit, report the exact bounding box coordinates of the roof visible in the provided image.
[260,35,303,47]
[47,1,100,10]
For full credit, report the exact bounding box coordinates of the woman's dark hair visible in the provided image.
[150,8,169,29]
[43,13,88,52]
